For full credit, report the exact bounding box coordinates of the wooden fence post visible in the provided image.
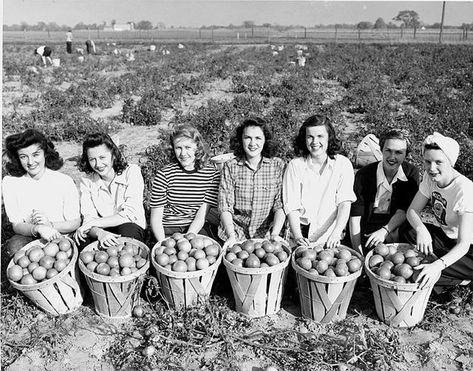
[335,25,338,43]
[251,26,254,38]
[304,27,307,39]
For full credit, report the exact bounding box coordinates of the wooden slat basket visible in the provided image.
[151,235,223,308]
[291,245,363,323]
[8,237,83,316]
[78,237,150,319]
[223,241,291,318]
[365,243,434,328]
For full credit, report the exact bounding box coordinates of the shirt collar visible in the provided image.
[90,169,127,189]
[236,156,271,166]
[376,161,407,187]
[305,155,335,171]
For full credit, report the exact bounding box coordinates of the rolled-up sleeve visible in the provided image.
[118,165,145,223]
[218,162,235,215]
[283,160,302,215]
[63,176,80,221]
[335,158,356,205]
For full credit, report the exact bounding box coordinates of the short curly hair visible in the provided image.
[169,125,209,170]
[230,117,277,159]
[78,133,128,175]
[4,129,63,177]
[293,114,341,159]
[379,128,411,155]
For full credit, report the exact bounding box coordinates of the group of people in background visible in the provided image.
[34,29,96,66]
[3,114,473,296]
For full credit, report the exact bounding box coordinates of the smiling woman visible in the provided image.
[149,125,220,243]
[2,129,81,257]
[74,133,146,248]
[218,117,286,248]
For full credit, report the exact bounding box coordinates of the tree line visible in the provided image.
[3,10,473,32]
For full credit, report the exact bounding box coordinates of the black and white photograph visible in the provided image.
[2,1,473,370]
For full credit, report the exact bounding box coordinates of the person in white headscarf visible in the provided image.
[406,132,473,291]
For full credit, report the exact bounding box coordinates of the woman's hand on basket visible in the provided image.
[414,261,443,289]
[364,228,388,250]
[74,224,92,244]
[223,233,237,250]
[97,229,121,247]
[36,225,61,242]
[295,236,310,247]
[325,231,342,249]
[415,227,433,255]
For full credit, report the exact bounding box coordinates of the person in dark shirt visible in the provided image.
[349,129,419,254]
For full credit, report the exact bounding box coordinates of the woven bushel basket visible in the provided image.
[365,243,434,328]
[292,245,363,323]
[151,235,223,308]
[223,240,291,318]
[78,237,149,318]
[8,237,83,316]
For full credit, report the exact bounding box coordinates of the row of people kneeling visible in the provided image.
[3,114,472,295]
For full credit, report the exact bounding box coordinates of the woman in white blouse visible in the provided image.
[3,129,80,257]
[283,115,356,248]
[74,133,146,247]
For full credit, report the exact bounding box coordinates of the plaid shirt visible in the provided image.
[218,157,285,240]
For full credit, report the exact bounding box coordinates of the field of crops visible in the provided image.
[2,40,473,370]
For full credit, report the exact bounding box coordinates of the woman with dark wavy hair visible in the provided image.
[74,133,146,247]
[2,129,80,257]
[219,118,286,248]
[150,125,220,242]
[283,114,356,248]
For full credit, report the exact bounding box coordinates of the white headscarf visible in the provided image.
[423,132,459,166]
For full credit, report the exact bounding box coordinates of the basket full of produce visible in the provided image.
[223,238,291,318]
[292,244,363,323]
[7,237,83,316]
[78,237,149,318]
[151,233,223,308]
[364,243,435,328]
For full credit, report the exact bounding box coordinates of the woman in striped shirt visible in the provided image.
[150,125,220,242]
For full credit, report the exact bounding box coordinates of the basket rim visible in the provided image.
[151,234,223,278]
[8,236,78,291]
[291,245,363,283]
[78,237,150,283]
[364,243,433,291]
[223,241,291,274]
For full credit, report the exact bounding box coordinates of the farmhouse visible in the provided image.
[103,22,134,32]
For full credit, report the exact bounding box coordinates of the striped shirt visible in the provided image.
[218,157,285,240]
[150,162,220,227]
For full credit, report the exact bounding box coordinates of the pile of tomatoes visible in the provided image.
[153,233,221,273]
[294,246,362,277]
[368,243,429,284]
[224,239,289,268]
[8,238,74,285]
[80,241,147,277]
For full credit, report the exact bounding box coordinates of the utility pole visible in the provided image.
[439,1,446,44]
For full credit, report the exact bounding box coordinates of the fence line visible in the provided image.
[3,27,470,44]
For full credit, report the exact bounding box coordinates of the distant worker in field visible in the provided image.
[85,39,96,54]
[66,29,73,54]
[34,45,53,66]
[349,129,419,255]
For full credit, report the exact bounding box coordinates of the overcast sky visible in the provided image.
[3,1,473,27]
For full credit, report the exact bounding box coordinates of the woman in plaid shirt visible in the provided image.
[219,118,286,249]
